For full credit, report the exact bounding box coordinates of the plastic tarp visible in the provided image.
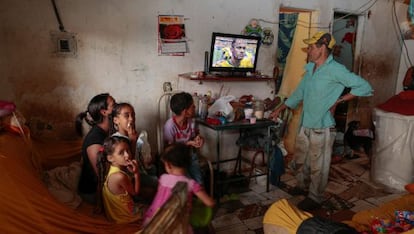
[371,108,414,192]
[0,132,140,233]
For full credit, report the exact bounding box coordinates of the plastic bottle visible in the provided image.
[254,100,265,120]
[192,93,199,117]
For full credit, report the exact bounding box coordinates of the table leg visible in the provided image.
[266,126,271,192]
[215,130,221,204]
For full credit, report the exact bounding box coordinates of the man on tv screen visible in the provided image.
[214,38,254,68]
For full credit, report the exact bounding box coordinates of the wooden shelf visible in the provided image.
[178,72,275,82]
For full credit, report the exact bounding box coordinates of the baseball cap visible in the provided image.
[303,31,336,49]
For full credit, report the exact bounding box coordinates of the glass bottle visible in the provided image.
[200,95,208,120]
[253,100,264,120]
[192,93,199,117]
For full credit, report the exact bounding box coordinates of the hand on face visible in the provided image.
[126,159,139,174]
[127,122,138,142]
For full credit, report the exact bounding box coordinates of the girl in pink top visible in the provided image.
[143,143,215,230]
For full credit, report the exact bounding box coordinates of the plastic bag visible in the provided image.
[208,95,235,121]
[136,130,152,172]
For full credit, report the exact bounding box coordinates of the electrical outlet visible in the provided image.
[50,31,77,57]
[163,82,173,92]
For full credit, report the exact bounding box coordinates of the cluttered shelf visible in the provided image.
[178,72,275,82]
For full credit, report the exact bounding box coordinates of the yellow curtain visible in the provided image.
[278,11,318,154]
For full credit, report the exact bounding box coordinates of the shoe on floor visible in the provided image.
[297,197,321,212]
[289,186,308,196]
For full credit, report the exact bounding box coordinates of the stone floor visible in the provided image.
[208,154,407,234]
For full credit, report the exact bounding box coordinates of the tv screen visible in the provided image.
[209,32,261,74]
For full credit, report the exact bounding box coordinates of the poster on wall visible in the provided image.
[158,15,188,56]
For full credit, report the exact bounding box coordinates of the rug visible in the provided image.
[235,203,270,221]
[279,155,391,216]
[322,194,354,213]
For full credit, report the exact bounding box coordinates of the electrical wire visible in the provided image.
[260,0,379,30]
[333,0,378,23]
[51,0,65,32]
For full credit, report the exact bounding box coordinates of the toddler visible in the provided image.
[143,143,215,229]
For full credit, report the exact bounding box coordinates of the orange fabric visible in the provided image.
[0,132,141,233]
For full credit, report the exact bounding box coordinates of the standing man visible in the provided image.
[270,31,373,211]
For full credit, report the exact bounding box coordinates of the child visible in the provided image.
[143,143,215,228]
[163,92,204,184]
[111,102,158,200]
[97,136,146,224]
[111,102,138,153]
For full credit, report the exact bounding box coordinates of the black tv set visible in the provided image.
[208,32,261,76]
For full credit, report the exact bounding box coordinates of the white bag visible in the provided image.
[208,95,236,121]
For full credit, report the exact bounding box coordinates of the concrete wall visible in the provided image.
[0,0,407,155]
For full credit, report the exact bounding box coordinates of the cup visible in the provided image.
[244,108,253,119]
[250,117,256,124]
[255,110,264,120]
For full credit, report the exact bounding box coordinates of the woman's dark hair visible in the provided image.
[170,92,193,115]
[161,143,191,169]
[109,102,135,135]
[96,135,131,213]
[75,93,112,136]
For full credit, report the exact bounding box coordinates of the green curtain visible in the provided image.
[276,13,298,93]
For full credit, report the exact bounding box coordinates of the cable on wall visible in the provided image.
[51,0,65,32]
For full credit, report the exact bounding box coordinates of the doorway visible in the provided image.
[332,11,361,133]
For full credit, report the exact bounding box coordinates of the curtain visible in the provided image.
[276,13,298,93]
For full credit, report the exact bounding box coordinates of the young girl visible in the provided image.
[97,136,146,224]
[143,143,215,229]
[111,103,157,199]
[110,102,138,154]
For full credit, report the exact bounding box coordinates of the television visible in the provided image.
[208,32,261,76]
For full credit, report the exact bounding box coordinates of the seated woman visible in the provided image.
[75,93,116,205]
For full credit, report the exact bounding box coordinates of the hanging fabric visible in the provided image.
[276,13,298,92]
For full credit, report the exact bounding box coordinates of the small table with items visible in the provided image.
[196,118,277,204]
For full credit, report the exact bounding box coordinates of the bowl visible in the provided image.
[404,183,414,194]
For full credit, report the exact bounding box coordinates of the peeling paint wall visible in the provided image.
[0,0,407,150]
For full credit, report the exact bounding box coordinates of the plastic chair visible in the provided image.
[156,91,214,197]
